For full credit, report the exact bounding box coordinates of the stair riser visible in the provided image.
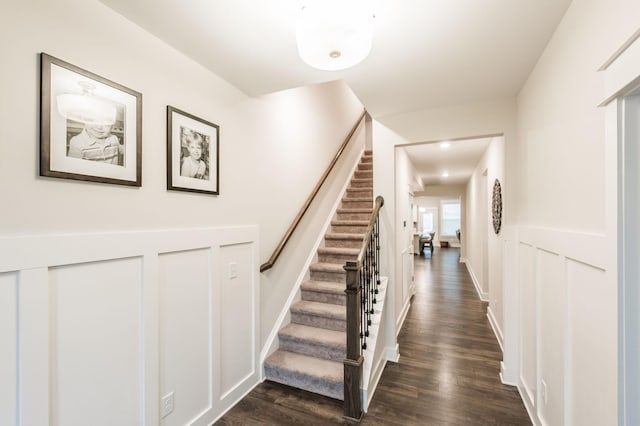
[301,288,346,305]
[279,335,346,362]
[342,200,371,209]
[318,252,358,264]
[325,238,364,249]
[354,171,372,179]
[350,180,373,189]
[361,156,372,164]
[331,224,368,234]
[264,365,343,400]
[336,212,371,221]
[346,189,373,198]
[291,312,346,332]
[348,181,373,194]
[358,163,373,171]
[310,270,346,283]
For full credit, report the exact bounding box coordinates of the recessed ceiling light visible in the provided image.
[440,142,451,149]
[442,171,449,177]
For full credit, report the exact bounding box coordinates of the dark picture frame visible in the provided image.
[166,106,219,195]
[40,53,142,186]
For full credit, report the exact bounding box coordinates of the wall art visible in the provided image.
[40,53,142,186]
[167,106,219,195]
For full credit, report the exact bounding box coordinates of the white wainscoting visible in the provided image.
[0,226,259,426]
[512,227,615,426]
[0,272,18,426]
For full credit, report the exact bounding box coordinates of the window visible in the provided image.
[422,212,434,233]
[441,201,460,235]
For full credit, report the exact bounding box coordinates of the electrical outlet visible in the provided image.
[229,262,238,279]
[161,391,174,418]
[541,380,548,405]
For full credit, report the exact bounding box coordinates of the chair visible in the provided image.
[419,231,435,255]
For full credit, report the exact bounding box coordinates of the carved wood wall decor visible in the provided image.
[492,179,502,234]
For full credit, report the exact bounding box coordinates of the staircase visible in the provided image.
[264,150,373,400]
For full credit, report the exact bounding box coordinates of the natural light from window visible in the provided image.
[441,201,460,236]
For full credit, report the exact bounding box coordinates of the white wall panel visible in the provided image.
[537,249,564,426]
[49,258,143,426]
[219,243,255,398]
[0,272,18,426]
[159,249,212,426]
[0,225,259,426]
[566,260,615,426]
[519,243,536,407]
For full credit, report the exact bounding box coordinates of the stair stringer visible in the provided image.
[259,149,367,372]
[360,276,399,412]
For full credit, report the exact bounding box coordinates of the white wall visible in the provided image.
[464,137,505,345]
[0,0,366,424]
[394,147,420,328]
[511,0,640,424]
[372,121,406,336]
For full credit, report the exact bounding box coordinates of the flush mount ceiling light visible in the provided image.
[296,0,374,71]
[57,81,117,125]
[440,141,451,149]
[441,171,449,177]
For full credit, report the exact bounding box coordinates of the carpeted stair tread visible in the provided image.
[317,247,360,256]
[325,232,366,240]
[350,178,373,188]
[310,262,347,273]
[341,197,373,202]
[279,323,346,350]
[337,208,373,214]
[301,279,346,295]
[264,350,343,400]
[301,280,346,305]
[291,300,346,320]
[331,219,370,226]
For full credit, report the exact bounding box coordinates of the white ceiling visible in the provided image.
[98,0,570,188]
[98,0,571,119]
[403,137,492,187]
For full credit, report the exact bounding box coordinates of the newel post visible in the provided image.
[343,260,363,422]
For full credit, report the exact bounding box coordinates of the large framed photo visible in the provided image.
[40,53,142,186]
[167,106,219,195]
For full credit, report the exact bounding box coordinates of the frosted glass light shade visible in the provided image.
[296,0,374,71]
[56,81,117,125]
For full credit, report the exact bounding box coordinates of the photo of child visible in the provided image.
[179,127,209,180]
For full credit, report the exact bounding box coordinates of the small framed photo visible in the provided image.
[40,53,142,186]
[167,106,219,195]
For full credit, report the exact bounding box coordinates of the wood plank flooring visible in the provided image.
[216,247,531,425]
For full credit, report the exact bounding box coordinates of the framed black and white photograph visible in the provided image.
[40,53,142,186]
[167,106,219,195]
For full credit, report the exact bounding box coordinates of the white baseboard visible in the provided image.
[518,379,541,426]
[487,306,504,352]
[364,348,391,412]
[499,362,518,387]
[385,344,400,363]
[396,297,411,337]
[464,261,489,301]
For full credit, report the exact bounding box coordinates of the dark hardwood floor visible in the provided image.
[216,247,531,425]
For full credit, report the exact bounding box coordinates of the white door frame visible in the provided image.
[600,29,640,426]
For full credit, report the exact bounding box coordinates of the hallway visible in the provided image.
[216,248,530,425]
